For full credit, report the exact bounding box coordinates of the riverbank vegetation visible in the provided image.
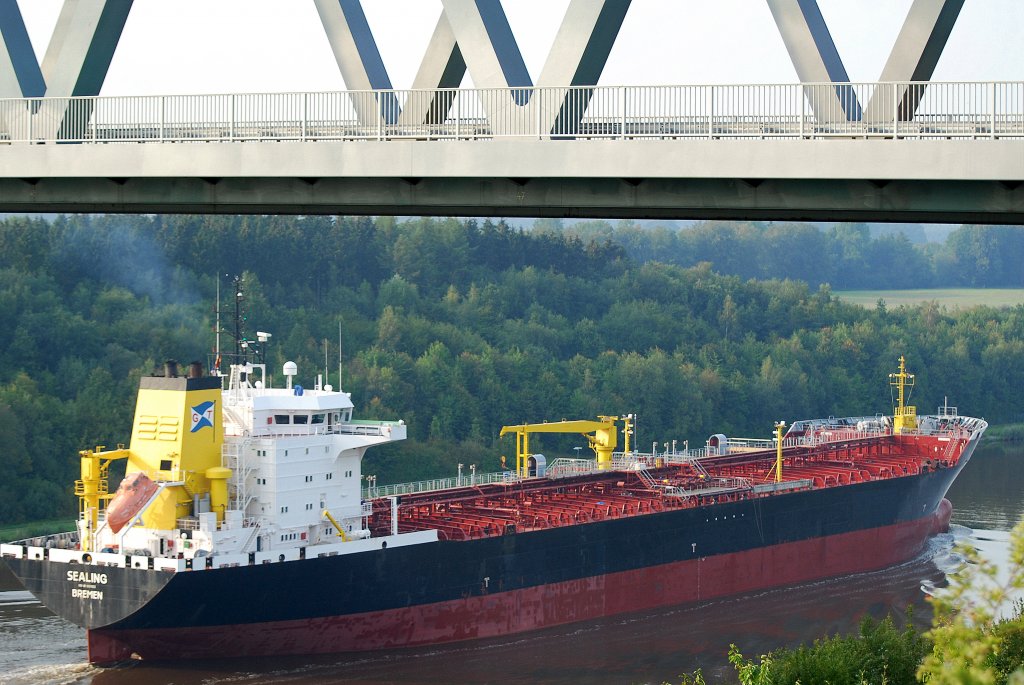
[537,220,1024,290]
[987,424,1024,442]
[0,215,1022,524]
[709,518,1024,685]
[0,518,76,542]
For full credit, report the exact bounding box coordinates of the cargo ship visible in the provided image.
[1,351,986,665]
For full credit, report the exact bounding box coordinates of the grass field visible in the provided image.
[835,288,1024,308]
[0,518,75,542]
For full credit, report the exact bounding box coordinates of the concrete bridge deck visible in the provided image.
[2,83,1022,221]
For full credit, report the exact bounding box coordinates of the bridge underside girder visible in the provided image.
[2,176,1021,223]
[1,139,1022,222]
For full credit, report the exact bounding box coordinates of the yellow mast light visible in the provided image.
[889,356,917,434]
[621,414,634,454]
[774,421,786,483]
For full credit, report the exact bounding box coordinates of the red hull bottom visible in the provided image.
[90,500,953,664]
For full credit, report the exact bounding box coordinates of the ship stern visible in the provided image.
[1,542,176,640]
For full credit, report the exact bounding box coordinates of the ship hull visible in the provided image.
[86,501,951,663]
[5,440,971,665]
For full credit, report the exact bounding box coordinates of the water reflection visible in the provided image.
[946,442,1024,531]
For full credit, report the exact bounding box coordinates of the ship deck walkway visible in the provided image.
[367,431,971,541]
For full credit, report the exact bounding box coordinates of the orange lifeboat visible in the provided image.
[106,472,159,533]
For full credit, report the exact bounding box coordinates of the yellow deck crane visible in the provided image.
[500,415,630,478]
[76,445,131,552]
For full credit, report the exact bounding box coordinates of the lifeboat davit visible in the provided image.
[106,472,159,533]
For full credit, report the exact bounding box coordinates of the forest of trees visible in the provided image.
[0,214,1022,524]
[533,219,1024,289]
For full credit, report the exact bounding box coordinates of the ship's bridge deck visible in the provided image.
[367,419,985,542]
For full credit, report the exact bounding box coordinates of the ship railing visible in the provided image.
[653,475,755,501]
[78,478,179,553]
[336,421,405,438]
[808,429,876,445]
[223,438,255,513]
[124,470,189,487]
[752,478,814,494]
[233,516,264,554]
[549,454,727,479]
[1,540,190,572]
[701,476,753,491]
[364,470,513,499]
[656,448,714,463]
[176,517,200,531]
[546,458,600,479]
[803,426,895,447]
[611,449,725,469]
[2,530,78,550]
[801,415,980,442]
[238,424,336,438]
[243,420,405,439]
[221,403,252,437]
[239,516,262,529]
[725,437,777,451]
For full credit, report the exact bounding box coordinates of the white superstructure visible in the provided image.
[220,362,405,551]
[75,360,423,568]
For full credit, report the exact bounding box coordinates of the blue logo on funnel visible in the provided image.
[190,401,215,433]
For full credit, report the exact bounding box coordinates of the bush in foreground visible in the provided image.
[717,518,1024,685]
[721,613,927,685]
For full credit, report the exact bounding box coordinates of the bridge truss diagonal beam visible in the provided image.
[0,0,132,141]
[767,0,963,124]
[0,0,44,97]
[866,0,965,121]
[314,0,630,135]
[314,0,399,125]
[766,0,858,123]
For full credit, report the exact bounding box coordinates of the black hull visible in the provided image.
[3,443,974,662]
[126,462,965,629]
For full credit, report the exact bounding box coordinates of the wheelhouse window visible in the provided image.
[294,414,309,425]
[274,415,290,424]
[312,413,326,424]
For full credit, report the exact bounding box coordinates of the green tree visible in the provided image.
[919,518,1024,684]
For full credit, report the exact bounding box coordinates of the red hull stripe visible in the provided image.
[89,501,953,664]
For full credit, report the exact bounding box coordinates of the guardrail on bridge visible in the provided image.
[2,81,1022,144]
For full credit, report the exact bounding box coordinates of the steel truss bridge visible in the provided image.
[1,0,1023,220]
[1,81,1022,222]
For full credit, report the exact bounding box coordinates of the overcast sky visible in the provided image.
[17,1,1024,96]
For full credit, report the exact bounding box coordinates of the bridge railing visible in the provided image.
[1,81,1021,144]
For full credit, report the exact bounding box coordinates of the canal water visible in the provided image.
[2,442,1021,685]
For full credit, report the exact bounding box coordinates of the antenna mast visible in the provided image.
[214,277,221,374]
[233,275,243,362]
